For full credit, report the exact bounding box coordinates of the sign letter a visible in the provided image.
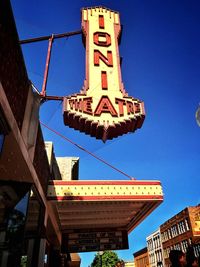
[94,96,118,116]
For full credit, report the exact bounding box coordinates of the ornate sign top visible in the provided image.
[63,6,145,141]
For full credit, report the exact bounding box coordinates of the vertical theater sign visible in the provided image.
[63,6,145,141]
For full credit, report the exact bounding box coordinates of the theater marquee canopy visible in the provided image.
[47,180,163,252]
[63,6,145,141]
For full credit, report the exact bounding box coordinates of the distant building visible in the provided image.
[134,204,200,267]
[133,247,150,267]
[160,205,200,267]
[56,157,79,180]
[45,142,79,181]
[146,228,164,267]
[45,141,62,180]
[124,261,135,267]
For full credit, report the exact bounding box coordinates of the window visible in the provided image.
[174,243,181,250]
[164,231,168,241]
[158,235,161,247]
[181,240,188,252]
[168,229,171,239]
[163,249,167,259]
[161,233,165,242]
[172,226,175,237]
[178,221,186,233]
[154,236,158,248]
[171,225,178,237]
[0,134,4,153]
[167,247,170,257]
[159,249,163,262]
[194,244,200,257]
[147,239,153,251]
[174,225,178,236]
[185,219,190,231]
[0,183,31,267]
[152,253,155,263]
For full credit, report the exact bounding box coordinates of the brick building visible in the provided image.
[133,204,200,267]
[133,247,150,267]
[160,205,200,267]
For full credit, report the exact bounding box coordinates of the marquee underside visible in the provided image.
[47,180,163,234]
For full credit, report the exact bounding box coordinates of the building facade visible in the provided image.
[133,205,200,267]
[160,205,200,267]
[146,228,164,267]
[56,157,79,181]
[133,247,150,267]
[0,1,80,266]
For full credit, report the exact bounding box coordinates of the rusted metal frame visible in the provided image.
[19,30,82,44]
[40,35,54,97]
[40,95,63,101]
[19,30,82,100]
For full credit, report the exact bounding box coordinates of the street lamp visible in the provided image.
[195,104,200,127]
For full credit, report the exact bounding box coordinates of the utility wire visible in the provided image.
[39,121,135,180]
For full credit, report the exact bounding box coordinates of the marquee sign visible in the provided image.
[62,229,128,253]
[63,6,145,141]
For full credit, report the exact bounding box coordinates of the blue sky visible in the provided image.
[11,0,200,266]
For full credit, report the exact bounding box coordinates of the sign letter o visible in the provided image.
[93,32,111,47]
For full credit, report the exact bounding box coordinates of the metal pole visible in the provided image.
[41,35,54,97]
[19,30,82,44]
[40,95,63,101]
